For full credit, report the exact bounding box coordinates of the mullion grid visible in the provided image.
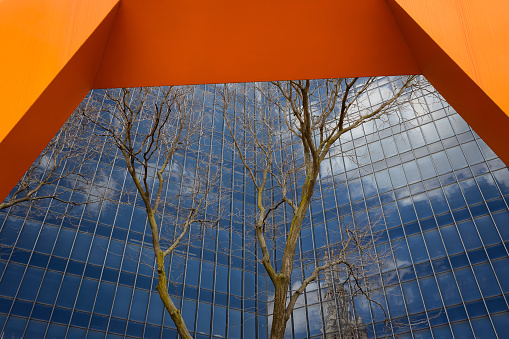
[424,112,506,337]
[0,91,114,336]
[0,81,508,338]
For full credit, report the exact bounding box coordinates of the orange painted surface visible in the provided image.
[1,0,509,201]
[387,0,509,165]
[93,0,418,88]
[391,0,509,115]
[0,0,120,200]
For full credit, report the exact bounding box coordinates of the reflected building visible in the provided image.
[322,255,368,339]
[0,79,508,338]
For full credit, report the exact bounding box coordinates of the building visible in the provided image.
[322,252,368,339]
[0,79,508,338]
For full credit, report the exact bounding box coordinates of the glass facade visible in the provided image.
[0,79,508,338]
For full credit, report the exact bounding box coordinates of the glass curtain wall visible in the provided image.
[0,79,508,338]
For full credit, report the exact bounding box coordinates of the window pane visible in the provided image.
[37,271,63,305]
[385,285,406,317]
[389,166,406,189]
[428,188,449,215]
[0,263,25,297]
[419,276,443,310]
[93,282,115,315]
[375,170,392,193]
[432,152,452,175]
[215,265,228,293]
[475,215,501,246]
[146,292,164,325]
[436,272,461,306]
[229,308,241,339]
[196,302,212,334]
[75,278,98,312]
[393,239,412,267]
[457,220,482,251]
[88,236,108,266]
[492,168,509,195]
[443,184,466,210]
[398,198,417,224]
[459,179,483,205]
[70,232,92,262]
[421,123,440,143]
[56,274,80,308]
[472,316,496,339]
[423,229,446,259]
[407,234,429,264]
[3,317,27,339]
[15,220,42,250]
[461,141,484,165]
[185,258,200,287]
[361,175,377,197]
[440,225,464,255]
[17,267,44,301]
[477,174,500,200]
[25,320,47,337]
[105,239,124,269]
[52,228,75,258]
[413,194,433,219]
[472,263,501,298]
[129,288,149,321]
[230,268,242,296]
[408,127,425,148]
[213,305,227,337]
[493,211,509,241]
[402,280,425,314]
[417,156,436,180]
[34,224,58,254]
[454,267,481,302]
[112,285,132,318]
[451,320,474,339]
[435,118,454,139]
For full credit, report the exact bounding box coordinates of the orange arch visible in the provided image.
[1,0,508,200]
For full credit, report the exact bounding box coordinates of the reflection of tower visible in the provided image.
[322,255,368,339]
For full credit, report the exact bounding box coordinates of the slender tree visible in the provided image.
[220,77,426,338]
[83,86,221,339]
[0,110,101,211]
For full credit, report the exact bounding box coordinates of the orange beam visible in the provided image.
[93,0,418,88]
[387,0,509,165]
[0,0,120,200]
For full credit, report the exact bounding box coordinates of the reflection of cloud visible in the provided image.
[492,170,509,191]
[343,156,357,172]
[292,307,307,337]
[86,173,116,207]
[392,240,412,267]
[169,161,182,175]
[397,197,413,207]
[379,83,392,102]
[329,155,345,175]
[266,281,320,315]
[320,160,333,178]
[40,155,52,169]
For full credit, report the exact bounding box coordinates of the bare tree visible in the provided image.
[82,86,221,339]
[219,77,425,338]
[0,110,101,212]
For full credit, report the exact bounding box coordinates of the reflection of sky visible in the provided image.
[312,79,432,179]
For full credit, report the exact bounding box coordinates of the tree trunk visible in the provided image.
[270,175,317,338]
[270,277,290,339]
[155,254,193,339]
